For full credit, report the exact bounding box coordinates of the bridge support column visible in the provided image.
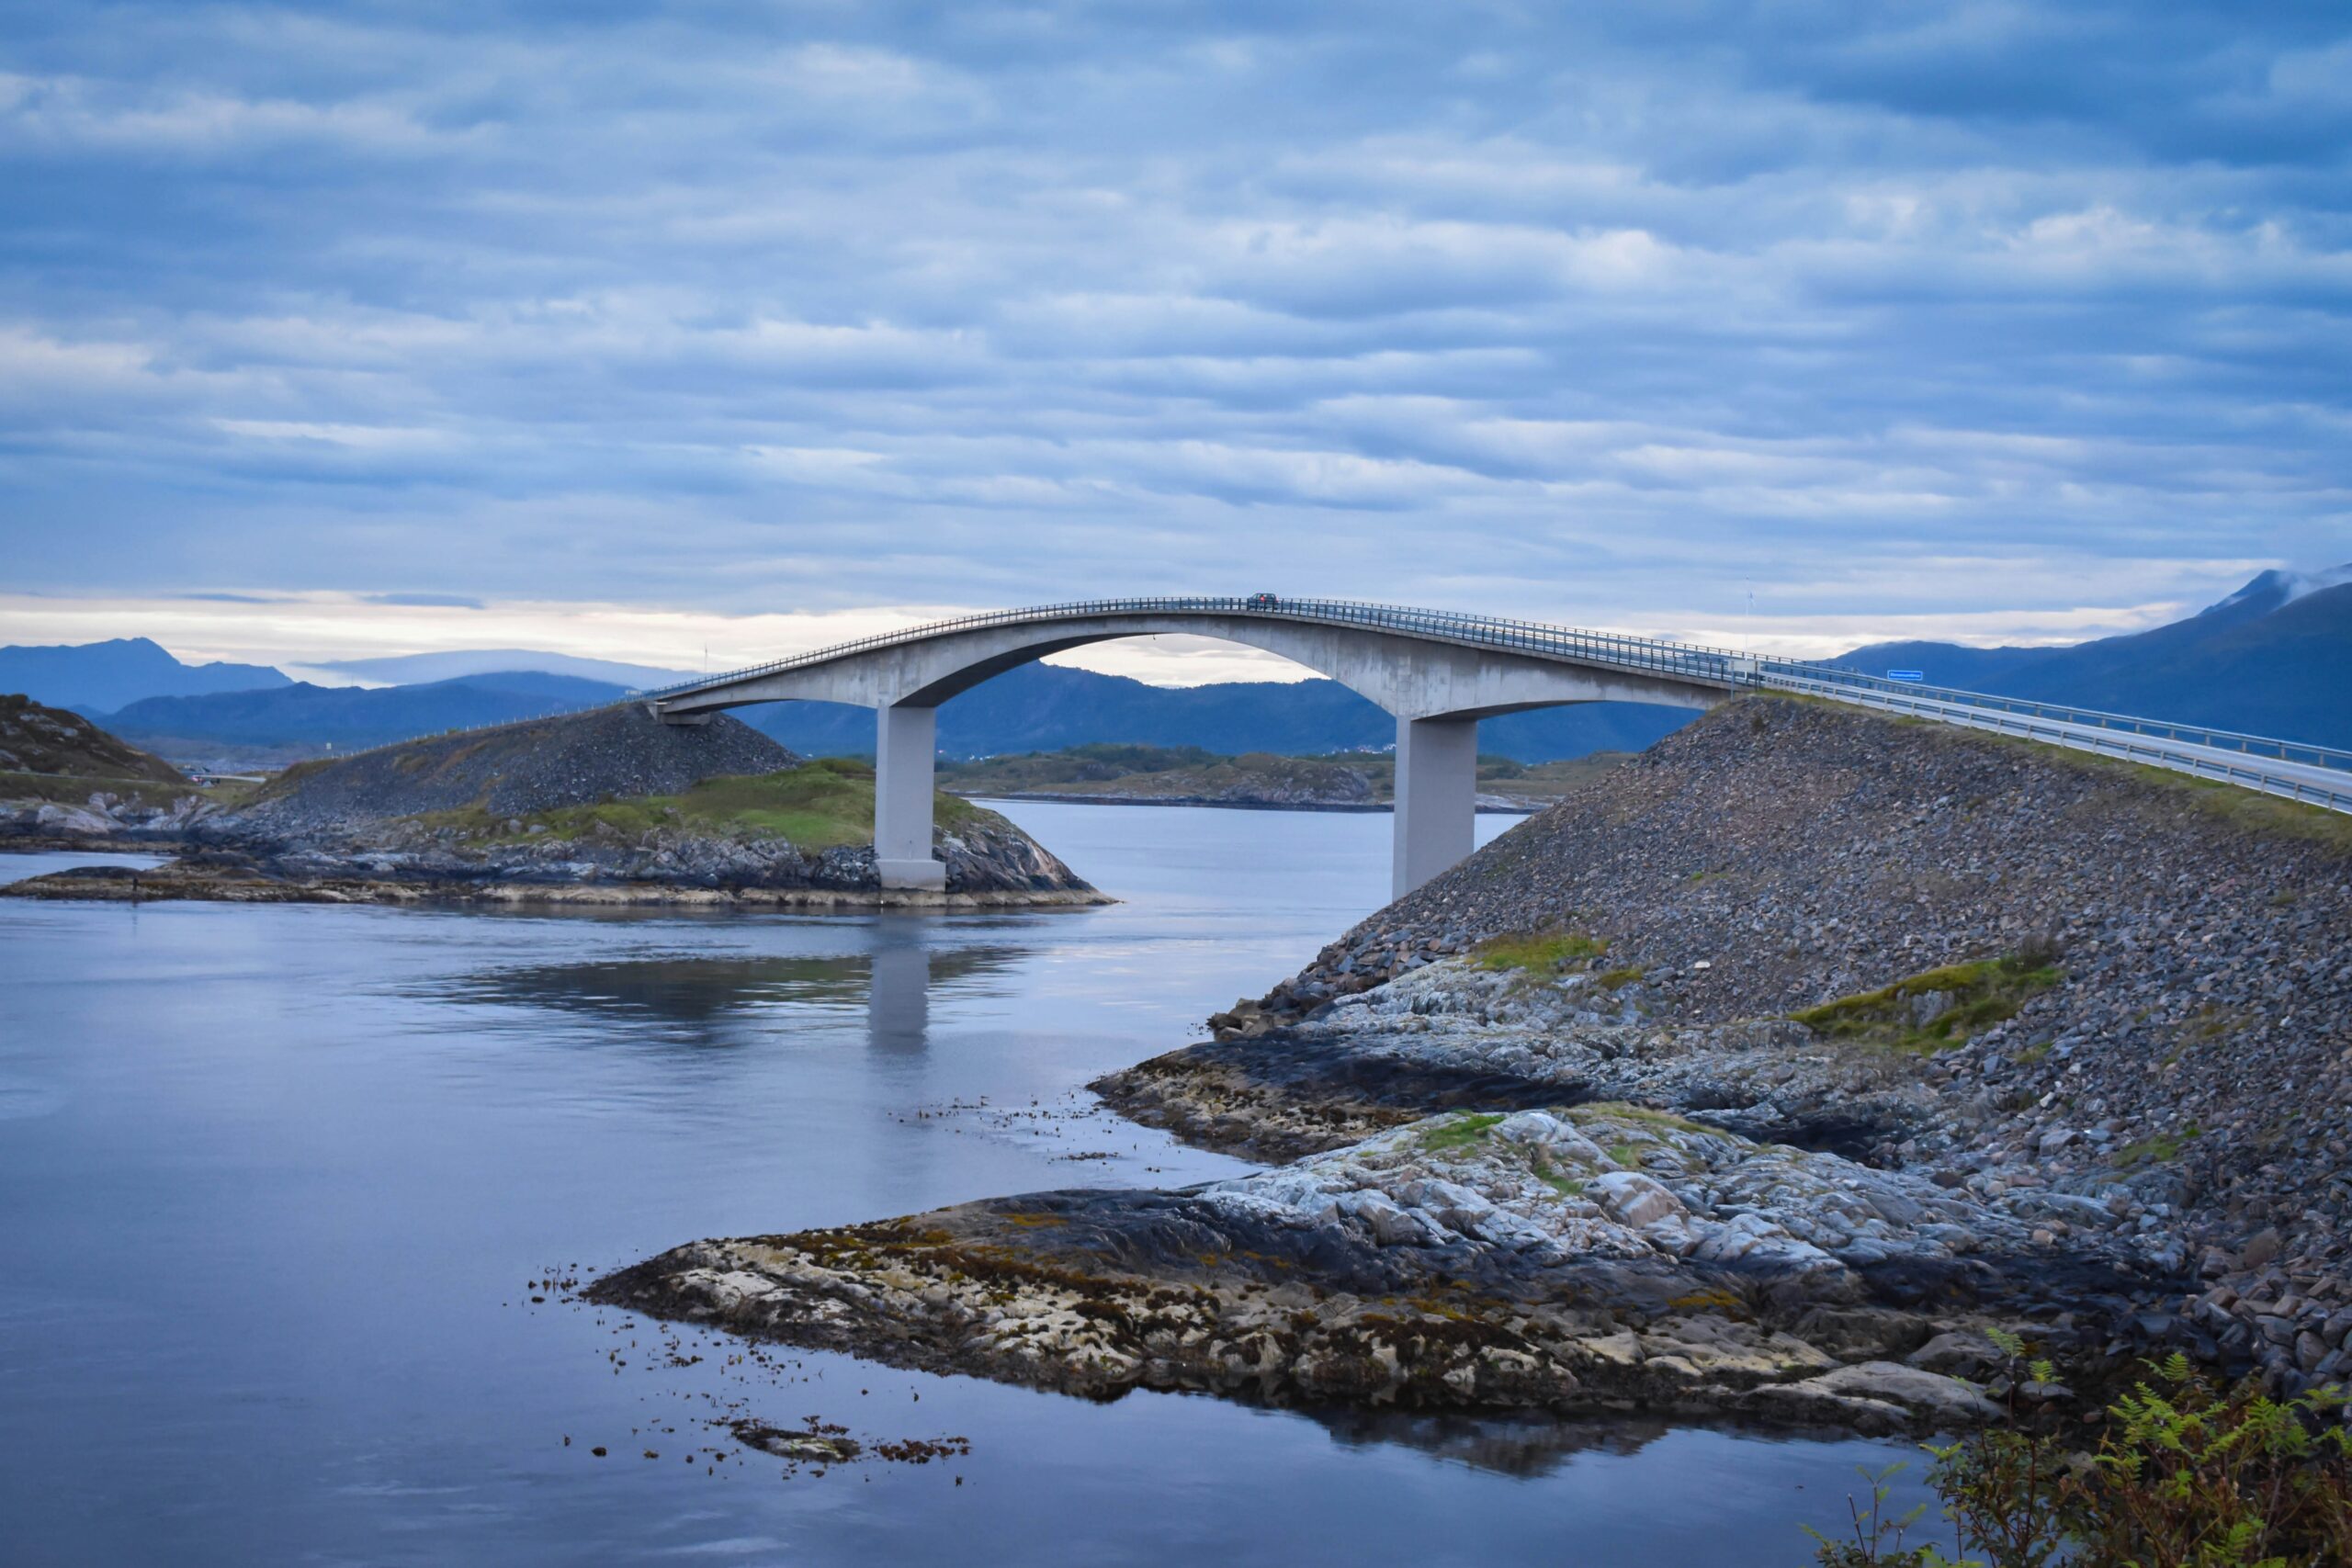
[1392,715,1477,899]
[875,704,945,890]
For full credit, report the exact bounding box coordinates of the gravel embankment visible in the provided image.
[1102,695,2352,1394]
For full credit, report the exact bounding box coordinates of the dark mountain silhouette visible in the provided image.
[0,637,290,712]
[96,672,623,751]
[1833,565,2352,748]
[73,660,1690,763]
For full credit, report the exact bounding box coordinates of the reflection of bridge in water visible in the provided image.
[448,936,1016,1056]
[647,596,2352,897]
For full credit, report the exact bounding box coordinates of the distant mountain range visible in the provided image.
[738,661,1692,761]
[0,637,289,712]
[306,649,694,689]
[1832,564,2352,748]
[56,660,1690,764]
[92,671,627,755]
[6,564,2346,761]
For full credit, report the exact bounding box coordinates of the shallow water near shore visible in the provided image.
[0,805,1931,1566]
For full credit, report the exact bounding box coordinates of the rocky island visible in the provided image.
[596,695,2352,1432]
[2,700,1100,908]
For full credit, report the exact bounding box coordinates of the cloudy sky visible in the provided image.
[2,2,2346,681]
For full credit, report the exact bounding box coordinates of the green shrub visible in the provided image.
[1810,1335,2352,1566]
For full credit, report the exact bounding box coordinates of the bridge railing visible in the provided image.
[1747,660,2352,775]
[1761,669,2352,814]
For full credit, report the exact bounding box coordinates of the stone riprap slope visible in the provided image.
[222,704,795,840]
[1098,696,2352,1393]
[596,1103,2144,1433]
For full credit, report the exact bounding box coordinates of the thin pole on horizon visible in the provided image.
[1745,582,1754,654]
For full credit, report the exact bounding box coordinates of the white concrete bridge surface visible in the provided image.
[644,596,2352,895]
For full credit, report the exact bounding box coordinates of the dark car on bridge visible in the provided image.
[1247,592,1281,609]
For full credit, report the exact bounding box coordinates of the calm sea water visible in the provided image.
[0,808,1928,1567]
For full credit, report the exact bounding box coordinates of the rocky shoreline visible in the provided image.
[592,696,2352,1433]
[3,789,215,847]
[0,854,1107,909]
[0,814,1109,908]
[592,1101,2173,1432]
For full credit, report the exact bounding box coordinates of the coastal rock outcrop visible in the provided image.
[1100,696,2352,1393]
[594,1104,2158,1431]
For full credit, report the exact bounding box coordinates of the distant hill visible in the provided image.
[0,694,187,784]
[308,649,694,689]
[99,671,628,753]
[0,637,290,712]
[936,741,1629,810]
[223,704,796,839]
[1833,564,2352,748]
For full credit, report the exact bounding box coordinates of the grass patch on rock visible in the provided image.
[1414,1111,1507,1154]
[2114,1125,2201,1168]
[1569,1101,1716,1138]
[1791,952,2064,1054]
[1474,929,1607,974]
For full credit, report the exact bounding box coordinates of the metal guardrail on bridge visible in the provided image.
[1749,660,2352,776]
[1759,670,2352,815]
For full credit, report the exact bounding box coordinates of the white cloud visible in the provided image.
[0,1,2343,646]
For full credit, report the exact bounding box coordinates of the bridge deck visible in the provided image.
[648,596,2352,818]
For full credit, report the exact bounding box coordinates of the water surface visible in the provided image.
[0,805,1927,1565]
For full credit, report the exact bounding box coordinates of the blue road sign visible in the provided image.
[1886,670,1925,682]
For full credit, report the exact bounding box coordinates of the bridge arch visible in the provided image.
[652,599,1742,896]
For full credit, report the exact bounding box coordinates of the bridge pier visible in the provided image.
[875,704,945,890]
[1393,715,1477,899]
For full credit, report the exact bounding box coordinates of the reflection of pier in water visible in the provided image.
[442,931,1019,1055]
[865,937,934,1054]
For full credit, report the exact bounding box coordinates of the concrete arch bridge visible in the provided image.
[647,596,2352,895]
